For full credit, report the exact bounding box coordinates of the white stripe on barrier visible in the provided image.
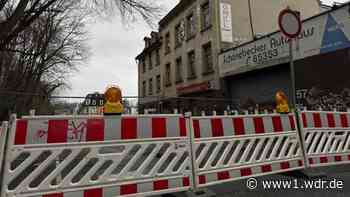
[0,121,8,183]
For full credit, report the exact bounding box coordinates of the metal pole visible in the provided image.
[289,39,297,109]
[290,37,309,167]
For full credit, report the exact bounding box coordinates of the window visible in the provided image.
[142,81,146,97]
[175,21,185,47]
[165,63,172,86]
[165,32,171,54]
[85,99,91,106]
[202,42,214,74]
[201,2,211,30]
[175,57,183,83]
[149,78,153,95]
[156,49,160,66]
[187,51,196,79]
[186,13,196,39]
[156,75,161,93]
[148,53,153,70]
[141,59,146,73]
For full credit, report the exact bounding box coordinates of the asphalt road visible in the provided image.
[154,164,350,197]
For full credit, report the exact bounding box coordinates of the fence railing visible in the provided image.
[0,109,349,197]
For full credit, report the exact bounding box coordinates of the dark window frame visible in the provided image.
[148,78,153,95]
[187,50,197,80]
[186,12,197,41]
[156,75,161,93]
[165,63,172,87]
[165,32,171,54]
[202,42,214,75]
[201,1,212,31]
[175,57,184,84]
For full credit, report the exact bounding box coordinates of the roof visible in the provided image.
[158,0,196,29]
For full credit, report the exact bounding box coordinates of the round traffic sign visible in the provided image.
[278,8,302,38]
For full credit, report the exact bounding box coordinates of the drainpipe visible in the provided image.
[248,0,256,40]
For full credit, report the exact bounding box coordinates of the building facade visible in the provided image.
[136,0,321,115]
[219,3,350,112]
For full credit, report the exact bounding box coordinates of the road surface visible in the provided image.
[153,164,350,197]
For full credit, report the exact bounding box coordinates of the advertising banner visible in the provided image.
[219,4,350,77]
[220,2,233,43]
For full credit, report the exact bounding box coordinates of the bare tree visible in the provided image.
[0,0,161,49]
[0,0,88,119]
[0,0,161,120]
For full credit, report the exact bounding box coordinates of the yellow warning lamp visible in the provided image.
[276,90,290,114]
[104,85,124,115]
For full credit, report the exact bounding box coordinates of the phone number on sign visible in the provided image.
[246,49,279,65]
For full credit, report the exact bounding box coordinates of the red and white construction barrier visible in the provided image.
[300,111,350,167]
[3,111,350,197]
[190,113,305,188]
[2,115,190,197]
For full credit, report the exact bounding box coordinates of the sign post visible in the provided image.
[278,8,309,168]
[278,7,302,109]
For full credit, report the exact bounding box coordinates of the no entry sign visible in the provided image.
[278,8,302,38]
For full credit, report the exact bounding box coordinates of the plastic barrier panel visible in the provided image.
[1,115,191,197]
[300,111,350,168]
[190,113,305,188]
[0,121,9,178]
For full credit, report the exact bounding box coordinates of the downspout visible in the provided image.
[248,0,255,40]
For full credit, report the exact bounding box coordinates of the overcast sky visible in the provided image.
[63,0,349,98]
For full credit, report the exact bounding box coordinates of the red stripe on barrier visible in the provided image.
[193,120,201,138]
[121,118,137,139]
[86,119,104,141]
[340,114,349,127]
[240,168,252,176]
[120,184,137,195]
[43,193,63,197]
[289,115,296,130]
[280,162,290,169]
[335,156,342,162]
[309,158,314,165]
[327,113,336,128]
[15,120,28,145]
[298,160,303,166]
[47,120,68,143]
[320,157,328,163]
[154,180,169,191]
[84,188,102,197]
[179,118,187,137]
[261,165,272,173]
[198,175,206,184]
[272,116,283,132]
[152,118,166,138]
[253,117,265,134]
[183,177,190,187]
[348,155,350,161]
[233,118,245,135]
[313,113,322,128]
[211,118,224,137]
[302,113,307,128]
[217,171,230,180]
